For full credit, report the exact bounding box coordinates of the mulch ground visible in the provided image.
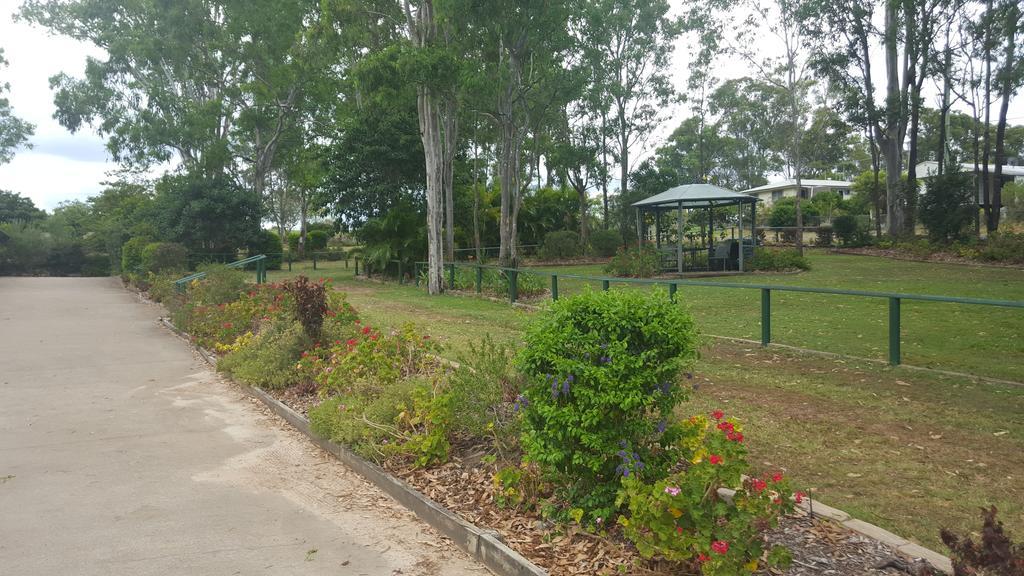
[268,386,937,576]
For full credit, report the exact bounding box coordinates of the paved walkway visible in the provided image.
[0,277,485,576]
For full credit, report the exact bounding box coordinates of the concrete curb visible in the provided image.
[157,318,546,576]
[157,318,952,575]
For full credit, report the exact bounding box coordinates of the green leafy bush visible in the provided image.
[617,411,795,575]
[141,242,188,274]
[120,236,152,277]
[920,166,974,243]
[814,225,833,247]
[248,229,283,269]
[830,214,867,246]
[980,232,1024,264]
[307,229,330,251]
[604,245,660,278]
[540,230,582,260]
[45,243,87,275]
[748,248,810,272]
[81,254,111,277]
[517,289,699,517]
[448,335,524,439]
[218,321,310,389]
[589,229,622,257]
[187,264,249,306]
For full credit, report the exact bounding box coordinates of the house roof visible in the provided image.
[915,161,1024,178]
[742,179,852,195]
[632,183,758,209]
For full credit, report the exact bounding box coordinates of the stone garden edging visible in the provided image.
[157,316,953,575]
[158,317,546,576]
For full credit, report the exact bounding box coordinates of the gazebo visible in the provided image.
[632,183,760,273]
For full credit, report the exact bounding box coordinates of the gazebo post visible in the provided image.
[751,202,757,247]
[636,208,643,247]
[738,204,745,272]
[655,209,661,248]
[677,201,684,273]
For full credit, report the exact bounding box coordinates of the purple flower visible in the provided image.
[657,419,667,434]
[561,378,570,395]
[600,356,611,364]
[513,394,529,412]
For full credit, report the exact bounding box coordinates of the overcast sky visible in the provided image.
[1,0,1021,211]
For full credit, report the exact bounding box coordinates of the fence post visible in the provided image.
[345,256,349,269]
[508,270,519,304]
[889,297,901,366]
[602,279,610,291]
[760,288,771,347]
[448,263,456,290]
[551,274,559,301]
[355,258,359,276]
[287,252,292,271]
[475,266,483,294]
[313,252,318,270]
[414,262,420,287]
[398,261,404,285]
[669,283,677,302]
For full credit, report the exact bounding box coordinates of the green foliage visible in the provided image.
[120,236,153,277]
[357,205,426,274]
[814,225,834,247]
[448,335,524,439]
[589,229,622,257]
[540,230,582,260]
[186,264,249,307]
[517,289,700,516]
[831,214,866,246]
[919,166,975,243]
[748,248,810,272]
[313,323,439,397]
[80,253,111,277]
[306,229,329,251]
[0,190,44,223]
[493,465,545,511]
[151,173,261,255]
[140,242,188,274]
[617,412,795,574]
[146,271,182,305]
[0,49,35,165]
[979,233,1024,264]
[248,230,283,269]
[1003,182,1024,223]
[767,197,820,228]
[218,321,310,390]
[604,245,660,278]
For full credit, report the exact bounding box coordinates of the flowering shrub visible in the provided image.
[517,289,699,517]
[604,245,660,278]
[617,411,794,574]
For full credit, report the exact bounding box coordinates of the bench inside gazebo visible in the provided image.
[632,183,760,273]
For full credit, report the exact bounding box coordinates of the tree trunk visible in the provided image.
[472,141,482,262]
[441,97,458,262]
[882,0,904,236]
[905,81,922,236]
[600,109,609,229]
[936,38,952,174]
[981,0,994,233]
[868,128,883,238]
[418,85,445,293]
[497,45,524,268]
[617,98,629,203]
[991,6,1019,233]
[298,193,308,260]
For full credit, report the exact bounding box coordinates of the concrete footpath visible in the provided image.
[0,277,486,576]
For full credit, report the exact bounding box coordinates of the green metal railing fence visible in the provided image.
[174,254,268,292]
[396,260,1024,368]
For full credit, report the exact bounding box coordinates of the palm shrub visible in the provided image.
[516,289,699,518]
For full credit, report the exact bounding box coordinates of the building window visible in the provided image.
[772,191,783,202]
[799,187,810,199]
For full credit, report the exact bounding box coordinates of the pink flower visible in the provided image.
[795,491,806,504]
[664,486,681,497]
[711,540,729,555]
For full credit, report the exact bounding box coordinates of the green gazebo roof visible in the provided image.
[632,184,759,209]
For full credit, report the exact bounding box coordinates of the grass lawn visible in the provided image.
[268,255,1024,550]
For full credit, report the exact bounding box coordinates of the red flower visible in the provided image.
[697,553,710,563]
[717,421,734,432]
[711,540,729,555]
[370,334,379,341]
[772,472,783,483]
[751,478,767,493]
[795,491,806,504]
[709,454,723,465]
[301,351,309,358]
[222,322,233,329]
[362,326,371,335]
[676,526,683,535]
[346,339,357,346]
[727,431,744,443]
[423,335,430,340]
[711,409,724,420]
[773,497,783,504]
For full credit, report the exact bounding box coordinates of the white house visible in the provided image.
[915,161,1024,208]
[741,179,853,207]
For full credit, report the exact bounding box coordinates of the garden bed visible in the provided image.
[152,268,956,576]
[263,384,920,576]
[833,246,1024,269]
